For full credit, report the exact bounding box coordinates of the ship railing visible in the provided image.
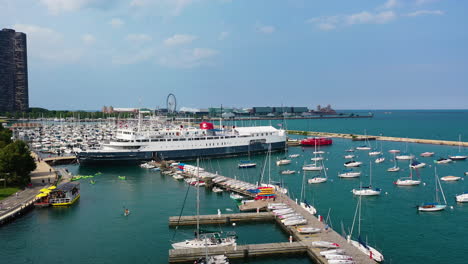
[49,198,71,204]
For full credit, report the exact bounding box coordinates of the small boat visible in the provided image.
[238,161,256,168]
[440,175,461,181]
[320,249,346,256]
[449,134,467,161]
[267,203,287,210]
[325,255,353,260]
[435,158,452,164]
[297,227,321,234]
[283,218,307,226]
[313,150,325,154]
[140,162,156,169]
[194,255,230,264]
[289,154,300,158]
[388,149,400,153]
[420,152,434,157]
[344,154,355,159]
[395,154,414,160]
[387,166,400,172]
[229,193,244,200]
[456,193,468,203]
[212,187,223,193]
[172,174,184,180]
[418,168,447,212]
[356,146,371,150]
[369,151,381,156]
[311,157,324,161]
[465,172,468,176]
[302,164,322,171]
[352,162,381,196]
[395,167,421,186]
[338,169,361,178]
[375,157,385,163]
[345,148,355,152]
[344,161,362,167]
[308,177,327,184]
[410,160,426,169]
[311,241,340,248]
[281,170,296,175]
[276,159,291,166]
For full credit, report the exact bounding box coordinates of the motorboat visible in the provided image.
[212,187,223,193]
[289,154,300,158]
[435,158,452,164]
[420,152,434,157]
[455,193,468,203]
[448,154,467,161]
[352,186,382,196]
[281,170,296,175]
[338,169,361,178]
[388,149,400,154]
[395,154,414,160]
[238,161,256,168]
[375,157,385,163]
[344,161,362,167]
[394,178,421,186]
[344,155,355,159]
[440,175,461,181]
[356,146,371,150]
[302,164,322,171]
[276,159,291,166]
[308,177,327,184]
[369,151,381,156]
[410,160,426,169]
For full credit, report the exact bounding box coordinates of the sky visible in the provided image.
[1,0,467,110]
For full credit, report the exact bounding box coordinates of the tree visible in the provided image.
[0,124,12,148]
[0,141,36,186]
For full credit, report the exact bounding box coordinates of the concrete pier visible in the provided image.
[288,130,468,147]
[169,212,274,226]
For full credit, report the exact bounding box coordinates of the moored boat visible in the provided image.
[440,175,461,181]
[344,161,362,167]
[300,137,332,146]
[420,152,434,157]
[48,182,80,206]
[455,193,468,203]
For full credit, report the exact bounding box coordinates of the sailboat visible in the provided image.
[347,195,384,262]
[300,170,317,215]
[418,167,447,212]
[395,142,414,160]
[302,141,323,171]
[356,130,372,151]
[308,159,328,184]
[449,134,467,161]
[387,152,400,172]
[172,159,237,249]
[352,162,381,196]
[394,167,421,186]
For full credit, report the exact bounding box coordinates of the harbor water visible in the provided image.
[1,110,468,264]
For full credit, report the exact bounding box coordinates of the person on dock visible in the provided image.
[124,209,130,216]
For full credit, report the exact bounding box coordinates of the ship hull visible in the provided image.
[77,142,286,164]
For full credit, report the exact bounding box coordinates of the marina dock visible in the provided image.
[167,167,377,264]
[288,130,468,147]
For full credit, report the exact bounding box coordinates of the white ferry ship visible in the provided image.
[77,122,286,163]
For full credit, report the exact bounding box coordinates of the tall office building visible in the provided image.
[0,28,29,112]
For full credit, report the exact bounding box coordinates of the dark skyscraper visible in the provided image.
[0,28,29,112]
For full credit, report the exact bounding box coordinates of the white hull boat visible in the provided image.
[375,157,385,163]
[418,168,447,212]
[396,154,414,160]
[418,204,446,212]
[449,155,467,161]
[311,157,324,161]
[302,165,322,171]
[420,152,434,157]
[435,158,452,164]
[356,146,371,151]
[308,177,327,184]
[325,255,353,260]
[320,249,346,256]
[349,240,384,262]
[338,170,361,178]
[344,161,362,167]
[369,151,381,156]
[344,155,355,159]
[456,193,468,203]
[289,154,300,158]
[394,178,421,186]
[311,241,340,248]
[283,218,307,226]
[281,170,296,175]
[327,260,356,264]
[276,159,291,166]
[297,227,321,234]
[352,188,381,196]
[387,166,400,172]
[300,202,317,215]
[410,161,426,169]
[440,175,461,181]
[172,237,236,249]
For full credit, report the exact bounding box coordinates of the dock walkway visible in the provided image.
[168,167,377,264]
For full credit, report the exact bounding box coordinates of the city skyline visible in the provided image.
[1,0,467,110]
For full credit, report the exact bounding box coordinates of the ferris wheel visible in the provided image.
[166,93,177,113]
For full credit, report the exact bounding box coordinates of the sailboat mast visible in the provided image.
[196,158,200,239]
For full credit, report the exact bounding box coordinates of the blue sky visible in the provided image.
[1,0,467,110]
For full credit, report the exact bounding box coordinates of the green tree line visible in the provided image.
[0,124,36,187]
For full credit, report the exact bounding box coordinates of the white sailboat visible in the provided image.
[303,141,324,171]
[308,159,328,184]
[456,192,468,203]
[347,195,384,262]
[338,169,361,178]
[352,162,381,196]
[387,152,400,172]
[172,159,237,249]
[449,134,467,160]
[394,167,421,186]
[418,167,447,212]
[300,170,317,215]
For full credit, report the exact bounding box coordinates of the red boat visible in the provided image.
[300,137,333,146]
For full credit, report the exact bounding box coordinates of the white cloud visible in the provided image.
[405,10,444,17]
[126,34,152,43]
[130,0,195,16]
[307,11,396,31]
[415,0,439,5]
[218,31,229,40]
[381,0,399,9]
[109,18,124,28]
[39,0,111,14]
[256,24,276,34]
[82,34,95,45]
[13,24,82,62]
[164,34,197,46]
[158,48,219,68]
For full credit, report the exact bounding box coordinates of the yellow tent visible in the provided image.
[47,186,56,190]
[40,189,51,193]
[36,193,47,198]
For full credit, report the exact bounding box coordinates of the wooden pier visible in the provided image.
[169,242,309,263]
[169,212,274,226]
[168,168,377,264]
[288,130,468,147]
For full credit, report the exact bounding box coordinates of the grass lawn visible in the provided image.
[0,187,20,201]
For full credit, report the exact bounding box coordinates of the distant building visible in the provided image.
[0,28,29,112]
[252,106,309,115]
